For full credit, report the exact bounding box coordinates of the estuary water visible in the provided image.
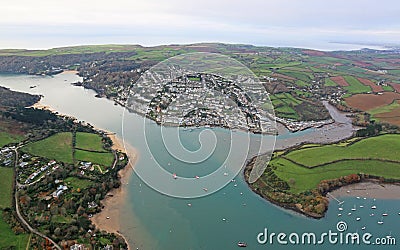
[0,72,398,250]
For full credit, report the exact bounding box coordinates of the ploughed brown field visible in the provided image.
[329,76,348,86]
[357,77,383,92]
[344,92,400,111]
[374,100,400,126]
[272,73,297,81]
[389,82,400,93]
[302,50,326,56]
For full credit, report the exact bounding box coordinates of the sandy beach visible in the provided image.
[90,134,138,249]
[30,100,57,112]
[330,181,400,200]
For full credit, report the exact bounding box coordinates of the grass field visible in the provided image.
[0,167,14,209]
[343,76,371,94]
[64,176,93,190]
[75,150,114,167]
[75,132,107,152]
[0,132,23,148]
[284,134,400,167]
[274,159,400,193]
[22,132,73,163]
[270,134,400,193]
[324,78,337,86]
[0,211,30,250]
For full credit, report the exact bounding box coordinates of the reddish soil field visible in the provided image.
[389,82,400,93]
[374,103,400,126]
[272,73,296,81]
[344,92,400,111]
[357,78,383,92]
[302,50,326,56]
[330,76,348,86]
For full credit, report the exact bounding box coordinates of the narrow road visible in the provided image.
[13,146,62,250]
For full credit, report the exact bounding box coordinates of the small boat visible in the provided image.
[203,188,208,192]
[378,217,384,225]
[224,172,228,176]
[234,184,238,187]
[351,205,357,211]
[195,176,200,179]
[187,203,192,207]
[338,214,342,217]
[370,213,375,217]
[338,207,343,211]
[356,196,360,199]
[382,213,388,216]
[237,242,247,247]
[371,205,377,209]
[173,173,177,179]
[359,205,364,208]
[222,218,226,221]
[348,212,352,216]
[240,192,243,195]
[356,217,361,221]
[361,226,366,230]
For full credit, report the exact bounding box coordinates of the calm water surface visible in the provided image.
[0,73,398,249]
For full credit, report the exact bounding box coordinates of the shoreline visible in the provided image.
[330,180,400,200]
[90,133,138,250]
[30,95,139,249]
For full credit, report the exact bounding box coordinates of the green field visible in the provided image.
[369,100,400,117]
[0,167,14,208]
[22,132,73,163]
[284,134,400,167]
[75,132,107,152]
[324,78,337,86]
[0,211,30,250]
[343,76,371,94]
[274,159,400,193]
[64,176,93,190]
[0,132,23,148]
[51,215,73,224]
[75,150,114,167]
[271,134,400,193]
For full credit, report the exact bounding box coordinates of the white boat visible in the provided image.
[351,205,357,211]
[378,217,384,225]
[348,212,352,216]
[173,173,177,179]
[361,226,366,230]
[356,217,361,221]
[203,188,208,192]
[338,207,343,211]
[382,213,388,216]
[359,205,364,208]
[371,205,377,209]
[338,214,342,217]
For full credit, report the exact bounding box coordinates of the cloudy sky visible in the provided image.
[0,0,399,50]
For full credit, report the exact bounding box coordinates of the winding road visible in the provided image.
[13,145,61,250]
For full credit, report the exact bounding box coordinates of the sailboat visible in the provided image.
[351,205,357,211]
[378,217,384,225]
